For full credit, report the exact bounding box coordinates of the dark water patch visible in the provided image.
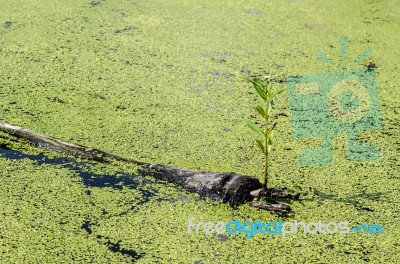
[211,58,226,63]
[366,62,377,71]
[106,240,141,261]
[0,146,156,203]
[312,190,388,210]
[47,96,66,104]
[241,69,252,75]
[4,21,12,28]
[90,0,105,7]
[314,190,388,202]
[81,221,142,261]
[165,194,205,204]
[208,71,236,78]
[81,221,93,234]
[356,206,374,212]
[115,26,136,34]
[0,144,148,261]
[216,234,228,242]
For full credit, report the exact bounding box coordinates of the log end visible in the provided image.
[195,172,263,207]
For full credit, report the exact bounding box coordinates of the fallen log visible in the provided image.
[250,187,300,200]
[0,121,293,212]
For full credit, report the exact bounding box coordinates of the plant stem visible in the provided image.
[264,97,269,189]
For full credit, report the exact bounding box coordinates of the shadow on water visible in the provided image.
[0,145,149,261]
[82,220,142,261]
[311,190,389,212]
[0,145,155,202]
[0,144,204,203]
[0,143,201,261]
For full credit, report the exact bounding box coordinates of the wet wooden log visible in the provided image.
[0,121,263,206]
[0,121,296,212]
[144,164,262,206]
[0,122,142,164]
[250,188,300,200]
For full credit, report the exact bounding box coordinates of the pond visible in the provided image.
[0,0,399,262]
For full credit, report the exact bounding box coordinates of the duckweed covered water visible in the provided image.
[0,0,399,263]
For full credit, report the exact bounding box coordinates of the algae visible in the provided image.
[0,0,399,263]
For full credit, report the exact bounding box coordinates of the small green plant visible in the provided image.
[244,73,284,189]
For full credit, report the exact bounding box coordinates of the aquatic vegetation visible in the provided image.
[0,0,399,263]
[244,74,284,189]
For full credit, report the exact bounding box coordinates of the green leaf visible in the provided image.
[267,86,273,99]
[267,85,271,94]
[274,89,285,96]
[268,136,273,146]
[256,105,266,118]
[246,78,266,100]
[244,119,263,134]
[268,130,274,146]
[271,89,285,102]
[253,83,266,100]
[255,139,266,155]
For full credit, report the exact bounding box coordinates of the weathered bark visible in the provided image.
[250,188,300,200]
[0,121,296,212]
[0,122,143,164]
[144,164,262,206]
[0,122,263,206]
